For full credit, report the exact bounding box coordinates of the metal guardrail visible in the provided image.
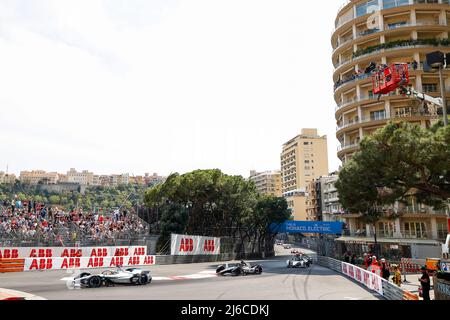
[316,256,419,300]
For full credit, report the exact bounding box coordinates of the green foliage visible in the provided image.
[145,169,289,256]
[336,121,450,229]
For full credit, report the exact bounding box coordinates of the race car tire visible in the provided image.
[232,269,242,276]
[138,274,149,285]
[216,265,225,274]
[256,266,262,274]
[88,276,102,288]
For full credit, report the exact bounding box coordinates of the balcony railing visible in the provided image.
[334,38,450,70]
[334,62,423,92]
[337,142,359,152]
[344,230,442,240]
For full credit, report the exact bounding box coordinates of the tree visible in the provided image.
[49,195,60,205]
[336,121,450,252]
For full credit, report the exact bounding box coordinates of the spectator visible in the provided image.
[344,252,350,263]
[351,254,357,265]
[392,265,402,287]
[380,258,390,281]
[419,266,431,301]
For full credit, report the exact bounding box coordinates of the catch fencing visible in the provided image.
[317,256,419,300]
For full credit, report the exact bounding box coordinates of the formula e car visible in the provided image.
[216,261,263,276]
[287,254,312,268]
[64,266,152,288]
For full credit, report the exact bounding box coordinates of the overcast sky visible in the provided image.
[0,0,344,178]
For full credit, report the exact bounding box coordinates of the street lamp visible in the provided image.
[426,51,448,126]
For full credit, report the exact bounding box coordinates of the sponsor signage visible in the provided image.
[0,246,147,259]
[270,221,343,234]
[341,262,383,295]
[170,234,220,256]
[23,255,156,272]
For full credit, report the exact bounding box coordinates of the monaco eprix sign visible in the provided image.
[170,234,220,256]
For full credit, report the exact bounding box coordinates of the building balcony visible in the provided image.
[344,230,447,242]
[334,38,450,71]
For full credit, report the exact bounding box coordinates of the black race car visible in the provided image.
[216,261,263,276]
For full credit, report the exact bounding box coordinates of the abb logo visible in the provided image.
[61,258,81,269]
[114,248,129,257]
[61,249,82,258]
[133,247,146,256]
[109,257,124,267]
[90,248,108,257]
[179,238,194,252]
[143,256,154,265]
[203,240,215,252]
[0,249,19,259]
[29,258,53,270]
[29,249,53,258]
[87,257,104,268]
[127,256,141,266]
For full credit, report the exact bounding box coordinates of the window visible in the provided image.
[303,142,309,145]
[370,110,386,120]
[404,222,427,239]
[423,83,438,93]
[383,0,409,9]
[356,0,379,18]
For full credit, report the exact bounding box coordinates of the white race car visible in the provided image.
[286,255,312,268]
[63,266,152,288]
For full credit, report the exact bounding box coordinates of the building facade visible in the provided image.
[332,0,450,164]
[66,168,94,186]
[249,170,282,197]
[0,172,16,184]
[332,0,450,259]
[281,129,329,220]
[321,173,345,222]
[19,170,59,185]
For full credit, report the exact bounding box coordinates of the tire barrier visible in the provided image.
[317,256,419,300]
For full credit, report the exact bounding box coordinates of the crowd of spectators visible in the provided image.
[0,197,148,246]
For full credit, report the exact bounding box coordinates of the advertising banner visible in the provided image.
[341,262,383,295]
[170,234,220,256]
[0,246,147,259]
[23,255,155,272]
[270,221,343,234]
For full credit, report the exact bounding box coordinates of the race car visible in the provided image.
[64,266,152,288]
[216,261,263,276]
[286,254,312,268]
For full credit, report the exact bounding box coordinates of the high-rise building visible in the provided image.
[249,170,282,197]
[332,0,450,258]
[332,0,450,164]
[281,129,329,220]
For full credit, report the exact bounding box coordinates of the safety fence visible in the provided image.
[317,256,419,300]
[0,246,155,273]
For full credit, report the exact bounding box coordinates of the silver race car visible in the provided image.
[64,266,152,288]
[286,254,312,268]
[216,261,263,276]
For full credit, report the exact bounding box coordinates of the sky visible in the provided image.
[0,0,344,178]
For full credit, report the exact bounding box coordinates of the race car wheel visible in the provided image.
[287,263,291,268]
[88,276,102,288]
[256,266,262,274]
[216,265,225,274]
[138,274,148,285]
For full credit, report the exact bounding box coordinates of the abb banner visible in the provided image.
[23,255,156,271]
[0,246,146,259]
[170,234,220,256]
[341,262,383,295]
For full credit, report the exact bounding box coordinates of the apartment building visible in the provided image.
[66,168,94,186]
[280,129,329,221]
[0,172,16,184]
[332,0,450,258]
[249,170,282,197]
[19,170,59,185]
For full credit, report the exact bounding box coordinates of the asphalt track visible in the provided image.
[0,246,381,300]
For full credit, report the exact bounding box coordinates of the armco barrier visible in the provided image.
[317,256,419,300]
